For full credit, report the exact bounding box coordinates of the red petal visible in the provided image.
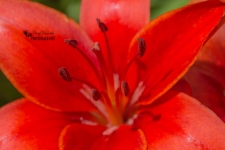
[136,92,225,149]
[127,1,225,105]
[59,124,147,150]
[92,125,148,150]
[171,79,192,96]
[0,99,77,149]
[197,22,225,66]
[185,62,225,122]
[183,8,225,122]
[59,124,106,150]
[80,0,150,73]
[0,0,101,112]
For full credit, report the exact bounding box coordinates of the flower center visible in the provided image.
[58,18,146,127]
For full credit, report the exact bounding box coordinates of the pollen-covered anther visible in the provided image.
[96,18,108,32]
[121,81,130,96]
[137,38,146,58]
[58,67,72,82]
[64,39,78,48]
[92,89,102,101]
[92,42,101,51]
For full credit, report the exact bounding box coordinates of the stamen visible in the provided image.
[64,39,78,48]
[58,67,72,82]
[96,18,115,73]
[92,42,114,92]
[122,38,147,80]
[72,77,98,90]
[137,38,146,58]
[80,85,108,122]
[92,42,109,76]
[96,18,108,32]
[124,81,145,120]
[64,39,104,89]
[102,126,118,135]
[80,117,98,126]
[121,81,130,96]
[58,67,99,90]
[92,89,102,101]
[129,81,145,107]
[121,54,138,80]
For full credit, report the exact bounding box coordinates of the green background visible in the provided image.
[0,0,188,106]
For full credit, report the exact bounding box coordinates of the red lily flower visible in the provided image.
[1,0,225,149]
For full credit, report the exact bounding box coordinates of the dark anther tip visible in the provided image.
[121,81,130,96]
[58,67,72,82]
[92,89,101,101]
[64,39,78,48]
[96,18,108,32]
[137,38,146,58]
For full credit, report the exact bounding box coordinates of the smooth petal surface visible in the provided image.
[197,20,225,66]
[184,5,225,122]
[80,0,150,73]
[170,79,192,96]
[59,124,106,150]
[59,124,147,150]
[0,98,78,150]
[0,0,100,112]
[136,92,225,149]
[127,1,225,105]
[186,0,225,122]
[184,62,225,121]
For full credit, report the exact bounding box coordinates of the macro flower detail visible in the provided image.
[183,0,225,123]
[1,0,225,149]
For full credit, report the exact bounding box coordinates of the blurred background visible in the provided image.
[0,0,188,106]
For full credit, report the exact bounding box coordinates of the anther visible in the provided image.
[91,42,108,89]
[92,89,102,101]
[96,18,108,32]
[58,67,72,82]
[121,81,130,96]
[122,38,146,80]
[92,42,101,51]
[64,39,78,48]
[64,39,105,88]
[137,38,146,58]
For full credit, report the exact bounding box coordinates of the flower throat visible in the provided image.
[58,18,146,126]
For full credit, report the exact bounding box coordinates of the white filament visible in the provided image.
[79,84,109,121]
[129,81,145,107]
